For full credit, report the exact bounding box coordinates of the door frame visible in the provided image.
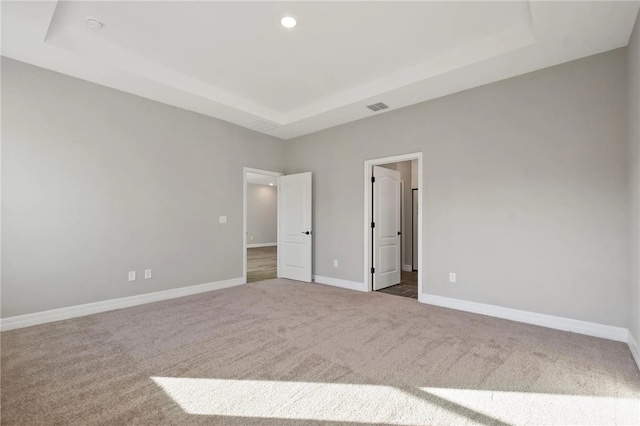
[363,153,423,300]
[243,167,283,284]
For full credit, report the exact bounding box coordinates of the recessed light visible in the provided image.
[85,18,103,30]
[281,16,296,29]
[269,183,274,186]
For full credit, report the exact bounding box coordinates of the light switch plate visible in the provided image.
[219,216,227,224]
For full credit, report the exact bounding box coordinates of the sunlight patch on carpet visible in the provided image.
[152,376,640,424]
[152,377,472,424]
[421,387,640,425]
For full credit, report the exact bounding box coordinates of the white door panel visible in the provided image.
[373,166,401,290]
[379,246,398,273]
[279,172,312,282]
[412,189,419,271]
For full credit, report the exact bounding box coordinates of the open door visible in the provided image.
[279,172,312,282]
[372,166,401,290]
[412,188,419,271]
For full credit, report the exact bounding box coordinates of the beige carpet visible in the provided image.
[2,279,639,425]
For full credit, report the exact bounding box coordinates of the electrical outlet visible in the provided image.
[449,273,456,283]
[128,271,136,282]
[145,269,152,279]
[333,259,339,267]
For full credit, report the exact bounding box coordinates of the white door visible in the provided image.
[279,172,312,282]
[412,189,419,271]
[373,166,401,290]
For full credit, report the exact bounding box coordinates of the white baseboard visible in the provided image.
[402,264,413,272]
[421,293,628,343]
[247,243,277,248]
[628,331,640,371]
[0,277,244,332]
[313,275,367,292]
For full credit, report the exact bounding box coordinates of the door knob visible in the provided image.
[397,231,402,235]
[302,231,310,235]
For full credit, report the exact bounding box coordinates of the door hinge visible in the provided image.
[371,222,375,228]
[371,176,375,183]
[371,267,375,274]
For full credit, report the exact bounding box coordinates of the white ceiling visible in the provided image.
[247,173,278,187]
[2,1,639,140]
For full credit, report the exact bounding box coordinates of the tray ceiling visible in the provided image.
[2,1,638,139]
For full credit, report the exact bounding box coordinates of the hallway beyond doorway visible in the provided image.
[247,246,277,283]
[378,271,418,299]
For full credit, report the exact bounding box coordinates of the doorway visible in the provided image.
[243,168,314,284]
[364,153,423,300]
[243,168,282,284]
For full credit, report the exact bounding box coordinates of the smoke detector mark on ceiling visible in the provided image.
[85,18,103,30]
[366,102,389,112]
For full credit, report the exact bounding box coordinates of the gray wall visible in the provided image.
[629,12,640,343]
[247,184,277,245]
[1,58,285,317]
[1,46,633,331]
[285,49,629,327]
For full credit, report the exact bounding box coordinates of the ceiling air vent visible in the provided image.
[366,102,389,112]
[247,120,279,133]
